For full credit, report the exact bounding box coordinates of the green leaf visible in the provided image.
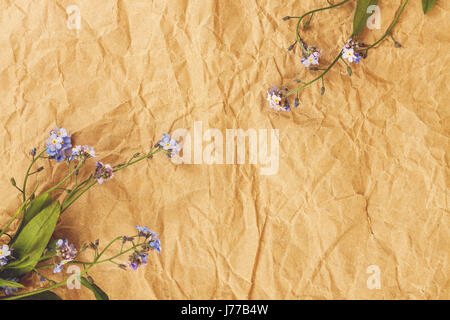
[352,0,379,36]
[15,291,62,300]
[3,201,60,277]
[0,278,25,288]
[80,277,109,300]
[12,193,52,242]
[422,0,437,14]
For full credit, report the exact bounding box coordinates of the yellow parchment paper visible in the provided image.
[0,0,448,299]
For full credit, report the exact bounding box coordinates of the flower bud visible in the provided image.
[30,148,37,156]
[320,87,325,95]
[282,16,290,21]
[118,264,127,270]
[288,43,296,51]
[133,153,141,158]
[347,66,353,76]
[294,97,300,108]
[394,41,402,48]
[303,20,311,30]
[10,178,16,187]
[37,167,44,172]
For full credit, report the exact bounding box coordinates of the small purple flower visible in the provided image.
[342,38,364,64]
[136,227,161,253]
[71,145,96,160]
[136,226,151,236]
[157,133,181,157]
[0,244,11,259]
[53,239,77,273]
[30,148,37,156]
[129,253,148,271]
[53,260,70,273]
[94,161,114,184]
[301,46,321,68]
[149,237,161,253]
[45,127,72,162]
[0,257,8,266]
[266,86,291,111]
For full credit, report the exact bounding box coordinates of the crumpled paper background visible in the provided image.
[0,0,448,299]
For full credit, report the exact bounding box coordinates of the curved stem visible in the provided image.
[22,149,46,202]
[60,180,96,214]
[287,51,342,96]
[362,0,409,51]
[3,237,146,300]
[44,160,85,195]
[113,148,162,173]
[288,0,409,98]
[0,183,39,240]
[60,147,163,214]
[0,202,27,240]
[294,0,350,52]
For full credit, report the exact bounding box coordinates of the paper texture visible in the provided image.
[0,0,448,299]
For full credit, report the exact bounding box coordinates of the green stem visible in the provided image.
[294,0,350,52]
[362,0,409,51]
[287,52,342,96]
[113,148,162,173]
[22,149,46,202]
[63,175,93,202]
[60,180,96,214]
[340,55,350,67]
[288,0,409,97]
[61,148,163,214]
[0,202,27,239]
[4,237,145,300]
[44,160,85,194]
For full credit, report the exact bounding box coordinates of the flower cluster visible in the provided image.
[1,278,19,296]
[127,226,161,271]
[0,244,11,266]
[157,134,181,158]
[53,239,78,273]
[301,46,321,68]
[136,226,161,253]
[94,162,114,184]
[342,38,366,64]
[71,145,96,161]
[266,86,295,111]
[45,127,72,162]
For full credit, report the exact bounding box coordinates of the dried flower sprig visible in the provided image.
[0,128,181,299]
[2,227,160,299]
[268,0,411,111]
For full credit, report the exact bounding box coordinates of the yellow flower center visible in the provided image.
[52,139,57,144]
[57,132,61,136]
[0,250,3,255]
